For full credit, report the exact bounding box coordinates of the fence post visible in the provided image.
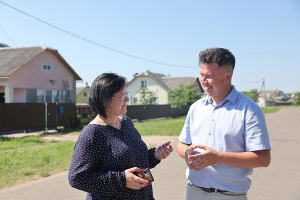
[45,103,47,130]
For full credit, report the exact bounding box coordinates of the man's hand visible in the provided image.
[188,145,222,171]
[184,145,200,169]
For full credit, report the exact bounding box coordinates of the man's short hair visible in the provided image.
[89,72,127,119]
[199,48,235,72]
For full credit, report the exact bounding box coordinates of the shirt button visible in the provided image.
[209,133,211,135]
[212,119,214,122]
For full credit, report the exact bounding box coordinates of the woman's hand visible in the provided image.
[125,167,150,190]
[154,141,173,160]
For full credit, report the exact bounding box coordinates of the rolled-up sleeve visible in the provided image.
[245,108,271,152]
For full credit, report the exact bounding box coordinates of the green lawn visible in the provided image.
[133,116,186,136]
[0,136,58,151]
[0,138,75,188]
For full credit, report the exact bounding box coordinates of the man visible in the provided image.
[177,48,271,200]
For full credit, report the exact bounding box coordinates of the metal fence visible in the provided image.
[75,104,188,121]
[0,103,76,135]
[126,104,171,121]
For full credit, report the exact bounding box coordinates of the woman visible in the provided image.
[69,73,173,200]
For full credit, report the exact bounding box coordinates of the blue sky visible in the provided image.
[1,0,299,93]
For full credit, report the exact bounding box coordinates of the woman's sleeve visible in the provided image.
[147,147,161,169]
[68,130,126,196]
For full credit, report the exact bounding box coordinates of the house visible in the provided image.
[0,45,82,103]
[257,89,292,107]
[126,71,204,105]
[76,82,90,104]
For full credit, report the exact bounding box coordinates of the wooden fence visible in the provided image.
[0,103,76,135]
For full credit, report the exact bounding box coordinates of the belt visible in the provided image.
[188,181,228,193]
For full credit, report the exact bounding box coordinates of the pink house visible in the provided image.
[0,45,82,103]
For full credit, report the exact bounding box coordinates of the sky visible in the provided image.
[1,0,300,94]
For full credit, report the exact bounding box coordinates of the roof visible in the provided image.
[147,71,169,91]
[162,77,201,91]
[127,71,169,91]
[76,87,86,95]
[0,46,82,80]
[127,71,204,92]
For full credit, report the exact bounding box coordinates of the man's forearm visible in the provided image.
[177,141,190,159]
[218,150,271,168]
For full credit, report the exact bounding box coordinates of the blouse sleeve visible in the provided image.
[68,131,126,196]
[147,147,161,169]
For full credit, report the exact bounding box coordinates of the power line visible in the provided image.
[233,77,262,83]
[0,23,54,82]
[0,1,198,68]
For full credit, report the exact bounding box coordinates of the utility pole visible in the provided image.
[259,78,266,107]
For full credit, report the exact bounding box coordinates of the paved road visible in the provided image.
[1,108,300,199]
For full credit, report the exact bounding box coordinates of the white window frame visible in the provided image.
[42,63,52,71]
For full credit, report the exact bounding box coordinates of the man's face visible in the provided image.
[200,62,230,101]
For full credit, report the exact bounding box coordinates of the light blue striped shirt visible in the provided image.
[179,86,271,193]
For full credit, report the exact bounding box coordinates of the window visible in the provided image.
[45,90,52,102]
[131,97,137,105]
[141,80,147,88]
[37,90,44,102]
[37,89,66,103]
[42,64,52,71]
[84,92,87,97]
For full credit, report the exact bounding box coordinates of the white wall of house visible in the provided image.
[127,76,168,105]
[0,79,14,103]
[257,97,276,107]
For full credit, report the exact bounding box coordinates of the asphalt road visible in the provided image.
[0,108,300,200]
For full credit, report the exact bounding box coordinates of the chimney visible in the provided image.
[133,73,138,78]
[0,43,9,48]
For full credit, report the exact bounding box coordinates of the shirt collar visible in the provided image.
[204,85,238,106]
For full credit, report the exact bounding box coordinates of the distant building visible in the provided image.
[126,71,204,105]
[0,45,82,103]
[76,82,90,104]
[257,89,292,107]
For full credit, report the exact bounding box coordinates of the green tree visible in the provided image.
[241,89,259,102]
[294,92,300,105]
[168,83,200,108]
[137,87,157,105]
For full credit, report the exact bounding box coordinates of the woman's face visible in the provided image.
[107,87,129,118]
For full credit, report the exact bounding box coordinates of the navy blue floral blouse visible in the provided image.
[68,115,160,200]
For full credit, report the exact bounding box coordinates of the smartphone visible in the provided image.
[133,168,154,182]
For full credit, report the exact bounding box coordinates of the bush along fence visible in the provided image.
[0,103,76,135]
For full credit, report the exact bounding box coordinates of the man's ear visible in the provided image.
[225,71,233,82]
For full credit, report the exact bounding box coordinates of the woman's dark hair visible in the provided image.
[89,72,127,118]
[199,48,235,72]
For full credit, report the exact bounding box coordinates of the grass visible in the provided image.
[133,116,186,136]
[0,136,58,151]
[0,137,75,188]
[261,105,300,114]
